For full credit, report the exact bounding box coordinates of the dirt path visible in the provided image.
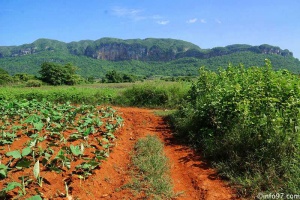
[81,107,236,200]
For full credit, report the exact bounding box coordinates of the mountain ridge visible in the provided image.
[0,37,299,77]
[0,38,293,61]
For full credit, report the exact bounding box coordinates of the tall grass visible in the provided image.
[115,81,190,108]
[0,86,119,104]
[0,81,190,107]
[170,60,300,197]
[125,135,175,199]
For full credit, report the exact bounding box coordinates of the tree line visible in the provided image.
[0,62,144,86]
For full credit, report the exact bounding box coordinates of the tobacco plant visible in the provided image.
[0,99,123,198]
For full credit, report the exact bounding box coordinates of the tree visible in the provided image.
[0,67,13,85]
[102,70,123,83]
[13,73,36,82]
[39,62,81,85]
[0,67,9,74]
[0,74,13,85]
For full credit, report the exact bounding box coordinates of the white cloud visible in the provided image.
[111,7,169,24]
[111,7,145,21]
[215,19,222,24]
[157,20,170,25]
[186,18,198,24]
[152,15,162,19]
[200,19,207,23]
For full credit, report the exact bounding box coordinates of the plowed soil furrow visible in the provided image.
[85,107,236,200]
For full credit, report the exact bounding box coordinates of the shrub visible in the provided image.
[0,74,13,85]
[171,60,300,197]
[39,62,82,85]
[25,80,42,87]
[116,81,190,108]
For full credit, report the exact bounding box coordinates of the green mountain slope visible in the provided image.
[0,38,299,77]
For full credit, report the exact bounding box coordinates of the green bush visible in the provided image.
[0,86,118,104]
[171,60,300,197]
[116,81,190,108]
[39,62,83,85]
[0,74,13,85]
[25,80,42,87]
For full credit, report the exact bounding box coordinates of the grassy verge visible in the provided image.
[124,135,175,199]
[0,81,190,108]
[0,85,120,104]
[114,81,190,108]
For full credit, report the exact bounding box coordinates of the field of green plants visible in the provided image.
[0,80,190,108]
[170,60,300,197]
[1,60,300,198]
[0,99,123,199]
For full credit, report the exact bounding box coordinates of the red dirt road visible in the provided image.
[1,107,236,199]
[90,107,236,200]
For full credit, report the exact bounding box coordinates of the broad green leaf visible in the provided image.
[70,145,82,156]
[65,160,71,169]
[80,143,85,153]
[56,149,64,158]
[33,160,40,179]
[83,127,92,136]
[0,164,8,178]
[29,139,37,148]
[5,182,22,191]
[26,195,43,200]
[106,124,113,130]
[6,150,22,159]
[30,134,39,139]
[102,138,109,143]
[16,158,32,168]
[94,118,103,127]
[24,115,38,124]
[33,122,44,131]
[69,133,82,140]
[22,147,31,157]
[12,126,22,131]
[88,160,100,168]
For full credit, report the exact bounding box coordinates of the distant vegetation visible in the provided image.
[102,70,145,83]
[39,62,84,85]
[0,38,299,77]
[0,62,147,86]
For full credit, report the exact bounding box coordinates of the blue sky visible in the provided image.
[1,0,300,58]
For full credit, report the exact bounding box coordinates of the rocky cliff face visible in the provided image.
[83,41,189,61]
[85,43,149,60]
[0,38,293,61]
[82,42,293,61]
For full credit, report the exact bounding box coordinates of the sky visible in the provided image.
[0,0,300,58]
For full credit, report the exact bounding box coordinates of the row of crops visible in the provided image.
[171,60,300,197]
[0,99,123,199]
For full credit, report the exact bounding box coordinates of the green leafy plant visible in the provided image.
[70,144,84,157]
[0,164,8,179]
[75,160,100,179]
[33,160,43,187]
[5,147,32,169]
[26,195,43,200]
[0,98,123,198]
[24,114,44,133]
[0,181,23,197]
[171,60,300,197]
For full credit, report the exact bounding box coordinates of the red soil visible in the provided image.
[0,107,237,200]
[90,107,237,200]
